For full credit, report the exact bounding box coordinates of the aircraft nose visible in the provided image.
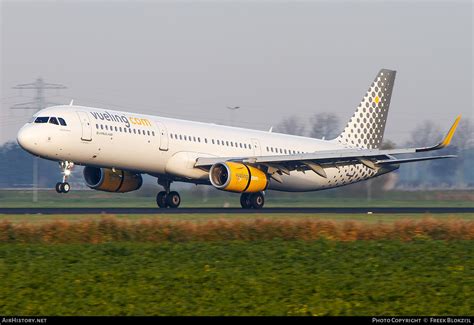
[17,126,37,153]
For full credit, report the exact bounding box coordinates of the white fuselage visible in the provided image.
[17,105,393,192]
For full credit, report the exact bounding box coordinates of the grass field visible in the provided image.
[1,213,474,224]
[1,189,473,208]
[0,240,472,316]
[1,188,472,316]
[1,216,473,243]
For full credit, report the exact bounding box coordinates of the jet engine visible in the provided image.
[83,167,143,193]
[209,162,267,193]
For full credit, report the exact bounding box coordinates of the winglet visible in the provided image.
[439,115,461,148]
[416,115,461,152]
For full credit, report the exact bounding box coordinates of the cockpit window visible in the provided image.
[49,117,59,125]
[58,118,67,126]
[34,117,49,123]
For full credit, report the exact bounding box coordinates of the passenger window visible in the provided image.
[193,136,196,142]
[96,124,99,129]
[198,137,201,143]
[212,139,215,144]
[152,131,155,136]
[101,125,104,130]
[284,149,287,154]
[184,135,187,140]
[217,140,220,145]
[34,117,49,123]
[115,126,118,131]
[138,129,141,135]
[119,127,122,132]
[133,129,136,134]
[226,141,229,146]
[204,138,207,143]
[58,118,67,126]
[147,130,150,136]
[179,135,182,140]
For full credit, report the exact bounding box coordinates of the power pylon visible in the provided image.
[10,77,67,202]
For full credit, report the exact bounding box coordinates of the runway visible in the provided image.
[0,207,473,215]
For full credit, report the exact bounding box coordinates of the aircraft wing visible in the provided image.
[195,116,461,175]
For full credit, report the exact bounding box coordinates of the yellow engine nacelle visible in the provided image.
[209,162,268,193]
[83,167,143,193]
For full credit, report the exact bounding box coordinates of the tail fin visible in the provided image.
[336,69,396,149]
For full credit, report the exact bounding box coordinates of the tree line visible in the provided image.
[0,114,472,189]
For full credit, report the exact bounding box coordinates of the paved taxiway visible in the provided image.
[0,207,473,215]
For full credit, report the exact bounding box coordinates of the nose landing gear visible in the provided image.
[55,161,74,194]
[156,179,181,208]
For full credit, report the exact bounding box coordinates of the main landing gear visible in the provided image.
[240,192,265,209]
[156,179,181,208]
[55,161,74,194]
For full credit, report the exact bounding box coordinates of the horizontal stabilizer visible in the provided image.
[376,155,457,165]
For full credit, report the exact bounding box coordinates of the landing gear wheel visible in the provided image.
[57,161,74,194]
[56,182,70,193]
[156,191,168,208]
[250,192,264,209]
[240,193,252,209]
[166,191,181,208]
[61,182,70,193]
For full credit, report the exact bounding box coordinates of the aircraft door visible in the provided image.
[155,121,169,151]
[251,138,262,156]
[76,111,92,141]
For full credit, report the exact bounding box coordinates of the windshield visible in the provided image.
[34,117,49,123]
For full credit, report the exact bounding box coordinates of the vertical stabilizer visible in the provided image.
[336,69,396,149]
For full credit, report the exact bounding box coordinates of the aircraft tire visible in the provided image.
[156,191,168,208]
[166,191,181,208]
[240,193,252,209]
[250,192,264,209]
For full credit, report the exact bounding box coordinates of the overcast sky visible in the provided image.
[1,0,472,145]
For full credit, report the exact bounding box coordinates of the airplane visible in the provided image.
[16,69,460,209]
